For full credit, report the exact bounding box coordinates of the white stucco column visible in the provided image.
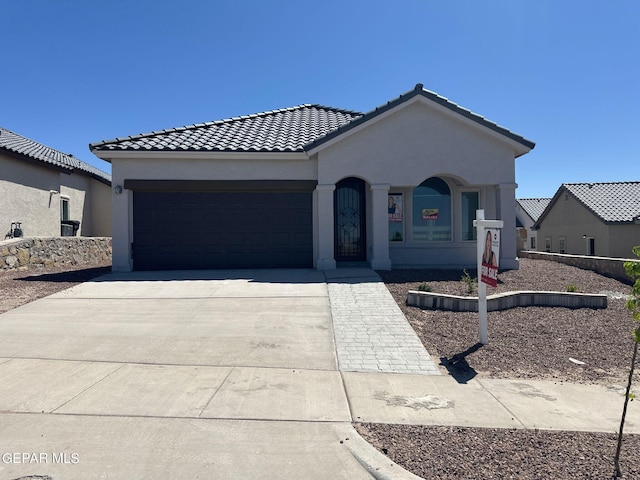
[111,185,133,272]
[370,183,392,270]
[495,183,518,270]
[314,183,336,270]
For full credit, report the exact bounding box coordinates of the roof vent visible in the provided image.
[415,83,424,91]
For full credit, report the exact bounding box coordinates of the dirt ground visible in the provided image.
[0,261,111,314]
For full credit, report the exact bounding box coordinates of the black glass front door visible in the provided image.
[334,177,366,262]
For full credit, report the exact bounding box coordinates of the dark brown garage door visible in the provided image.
[133,191,312,270]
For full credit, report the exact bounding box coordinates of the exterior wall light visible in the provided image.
[114,185,123,194]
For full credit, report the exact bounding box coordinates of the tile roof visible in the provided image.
[562,182,640,223]
[89,84,535,155]
[517,198,552,222]
[90,105,362,153]
[0,127,111,184]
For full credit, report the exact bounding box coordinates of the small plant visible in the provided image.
[418,282,432,292]
[461,269,476,294]
[566,283,578,292]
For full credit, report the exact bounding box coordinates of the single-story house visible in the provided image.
[533,182,640,258]
[516,198,551,251]
[1,127,112,238]
[90,84,535,272]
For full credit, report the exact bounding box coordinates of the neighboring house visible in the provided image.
[516,198,551,252]
[533,182,640,258]
[90,84,535,272]
[0,127,112,238]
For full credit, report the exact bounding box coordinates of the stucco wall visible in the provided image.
[1,153,62,237]
[60,174,88,233]
[1,151,112,239]
[536,193,610,255]
[109,156,316,184]
[315,100,516,186]
[89,178,112,237]
[608,224,640,259]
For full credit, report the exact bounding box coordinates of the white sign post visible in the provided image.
[473,209,503,345]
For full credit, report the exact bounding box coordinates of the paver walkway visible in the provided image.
[325,268,440,375]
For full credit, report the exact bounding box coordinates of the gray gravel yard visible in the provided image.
[355,423,640,480]
[380,258,636,385]
[366,258,640,479]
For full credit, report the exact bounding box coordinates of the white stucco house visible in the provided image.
[1,127,112,239]
[90,84,535,272]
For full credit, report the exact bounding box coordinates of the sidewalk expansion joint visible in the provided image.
[475,378,527,429]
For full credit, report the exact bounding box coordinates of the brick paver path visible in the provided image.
[325,269,440,375]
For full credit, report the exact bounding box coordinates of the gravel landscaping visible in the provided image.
[0,261,111,314]
[364,258,640,479]
[380,258,636,385]
[355,423,640,480]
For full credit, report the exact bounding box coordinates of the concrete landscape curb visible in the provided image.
[407,289,607,312]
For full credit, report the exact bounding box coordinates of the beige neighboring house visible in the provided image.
[0,127,112,239]
[533,182,640,258]
[90,84,535,272]
[516,198,551,252]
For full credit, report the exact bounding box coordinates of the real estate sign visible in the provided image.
[481,228,500,287]
[421,208,439,220]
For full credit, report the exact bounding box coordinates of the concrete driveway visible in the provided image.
[0,269,419,480]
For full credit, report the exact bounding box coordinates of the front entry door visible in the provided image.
[334,177,366,262]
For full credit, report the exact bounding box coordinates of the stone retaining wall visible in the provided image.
[519,250,638,285]
[407,290,608,312]
[0,237,112,270]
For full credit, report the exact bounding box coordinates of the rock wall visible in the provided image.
[0,237,112,270]
[519,250,638,285]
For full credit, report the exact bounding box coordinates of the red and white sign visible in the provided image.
[480,228,500,287]
[422,208,439,220]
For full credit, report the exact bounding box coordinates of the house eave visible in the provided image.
[91,150,310,163]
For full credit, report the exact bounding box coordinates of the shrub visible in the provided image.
[461,269,476,294]
[566,283,578,292]
[418,282,432,292]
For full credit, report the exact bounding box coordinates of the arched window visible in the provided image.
[412,177,452,242]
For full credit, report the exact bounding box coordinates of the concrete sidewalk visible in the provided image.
[0,268,638,480]
[344,372,640,433]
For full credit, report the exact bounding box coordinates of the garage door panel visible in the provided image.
[133,191,312,270]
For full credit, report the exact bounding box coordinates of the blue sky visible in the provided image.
[2,0,638,198]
